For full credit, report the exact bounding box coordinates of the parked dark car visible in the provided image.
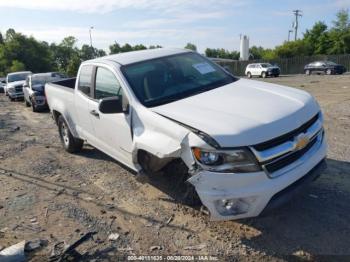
[23,72,67,112]
[0,77,6,93]
[304,61,346,75]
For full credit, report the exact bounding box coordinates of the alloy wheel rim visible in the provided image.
[61,123,69,146]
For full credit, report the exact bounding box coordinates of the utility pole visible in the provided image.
[89,26,94,48]
[288,30,293,42]
[89,26,94,58]
[293,10,302,41]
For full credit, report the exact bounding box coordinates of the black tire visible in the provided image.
[24,98,31,107]
[57,115,83,153]
[9,96,14,101]
[305,69,311,75]
[247,72,252,78]
[31,101,38,112]
[326,69,332,75]
[261,71,267,78]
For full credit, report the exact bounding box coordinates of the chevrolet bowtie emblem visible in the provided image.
[295,133,310,151]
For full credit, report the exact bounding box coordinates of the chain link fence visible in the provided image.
[212,54,350,76]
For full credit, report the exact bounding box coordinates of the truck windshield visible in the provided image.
[8,73,31,83]
[122,52,237,107]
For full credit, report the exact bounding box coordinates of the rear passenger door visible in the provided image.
[88,65,133,167]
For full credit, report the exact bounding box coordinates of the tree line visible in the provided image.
[0,30,163,77]
[0,9,348,76]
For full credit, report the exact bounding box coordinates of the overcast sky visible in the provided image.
[0,0,349,52]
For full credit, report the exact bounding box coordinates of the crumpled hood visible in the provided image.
[7,80,25,88]
[152,78,320,147]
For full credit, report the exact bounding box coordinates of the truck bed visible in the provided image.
[50,77,76,89]
[45,78,76,124]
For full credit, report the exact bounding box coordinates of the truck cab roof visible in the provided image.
[85,48,189,66]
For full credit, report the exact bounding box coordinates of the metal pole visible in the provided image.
[89,26,94,48]
[89,26,94,58]
[293,10,302,41]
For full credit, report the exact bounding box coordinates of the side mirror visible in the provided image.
[99,96,124,114]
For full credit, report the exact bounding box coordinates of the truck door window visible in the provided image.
[78,65,93,96]
[95,67,122,99]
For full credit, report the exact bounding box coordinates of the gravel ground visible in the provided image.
[0,74,349,261]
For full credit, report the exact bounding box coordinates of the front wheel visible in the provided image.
[57,115,83,153]
[305,69,311,75]
[31,99,38,112]
[261,71,267,78]
[326,69,332,75]
[247,72,252,78]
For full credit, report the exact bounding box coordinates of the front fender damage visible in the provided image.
[129,109,216,217]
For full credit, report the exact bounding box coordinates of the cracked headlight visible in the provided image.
[192,148,261,173]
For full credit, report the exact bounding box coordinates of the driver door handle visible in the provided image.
[90,110,100,118]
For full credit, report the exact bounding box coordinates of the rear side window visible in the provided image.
[78,65,93,96]
[95,67,122,99]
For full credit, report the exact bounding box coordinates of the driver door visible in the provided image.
[88,66,134,167]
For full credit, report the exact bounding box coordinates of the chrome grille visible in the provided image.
[15,85,23,92]
[249,113,324,178]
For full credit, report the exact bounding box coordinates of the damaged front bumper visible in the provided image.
[187,137,327,221]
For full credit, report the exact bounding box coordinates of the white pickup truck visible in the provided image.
[46,48,327,221]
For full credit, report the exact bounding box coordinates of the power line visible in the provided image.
[293,10,302,41]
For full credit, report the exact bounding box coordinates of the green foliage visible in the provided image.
[184,43,197,51]
[328,9,350,54]
[10,60,26,72]
[274,40,312,58]
[149,45,162,49]
[109,42,157,54]
[66,54,81,77]
[80,44,106,61]
[211,9,350,60]
[0,29,53,75]
[0,30,108,76]
[205,48,239,59]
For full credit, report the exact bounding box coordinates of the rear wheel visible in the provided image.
[247,72,252,78]
[326,69,332,75]
[57,115,83,153]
